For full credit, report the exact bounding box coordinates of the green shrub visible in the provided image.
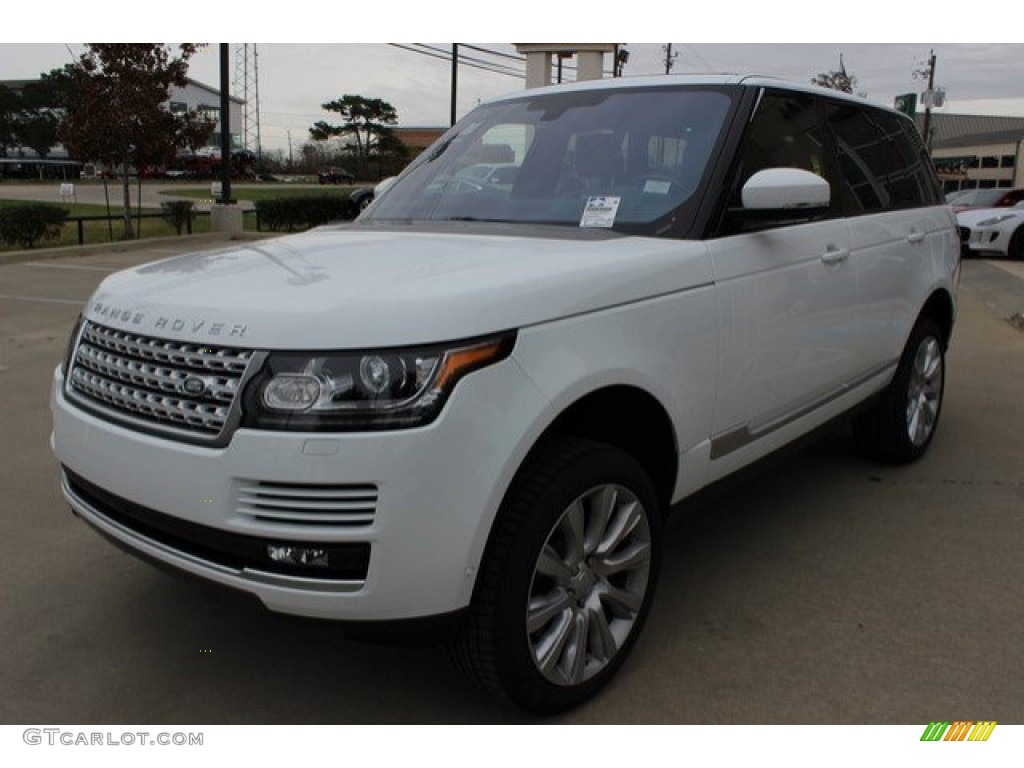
[0,203,69,249]
[255,195,351,232]
[160,200,195,235]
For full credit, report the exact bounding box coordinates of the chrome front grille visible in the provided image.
[236,481,379,527]
[67,321,256,442]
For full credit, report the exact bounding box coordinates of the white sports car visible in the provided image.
[957,201,1024,259]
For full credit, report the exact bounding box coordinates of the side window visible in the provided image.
[722,91,835,233]
[828,103,890,214]
[876,112,942,208]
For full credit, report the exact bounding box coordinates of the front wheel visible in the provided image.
[1007,226,1024,261]
[853,317,946,463]
[452,437,662,714]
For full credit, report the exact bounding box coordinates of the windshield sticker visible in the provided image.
[580,196,621,228]
[643,179,672,195]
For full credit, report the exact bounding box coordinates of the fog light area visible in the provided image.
[266,544,329,569]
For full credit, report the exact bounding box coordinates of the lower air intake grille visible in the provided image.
[237,481,379,527]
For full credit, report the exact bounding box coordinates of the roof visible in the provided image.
[488,74,903,115]
[917,113,1024,146]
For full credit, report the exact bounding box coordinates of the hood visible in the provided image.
[956,206,1024,227]
[84,224,712,349]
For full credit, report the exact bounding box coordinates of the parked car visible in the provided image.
[455,162,520,190]
[957,201,1024,259]
[318,166,355,185]
[346,177,397,216]
[950,187,1024,213]
[52,75,959,714]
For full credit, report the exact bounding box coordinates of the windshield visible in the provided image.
[363,85,737,237]
[956,189,1006,207]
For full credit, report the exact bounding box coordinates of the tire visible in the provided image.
[1008,226,1024,261]
[852,317,945,464]
[451,437,662,714]
[358,195,373,212]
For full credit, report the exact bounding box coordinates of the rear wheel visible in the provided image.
[853,317,945,463]
[452,437,661,714]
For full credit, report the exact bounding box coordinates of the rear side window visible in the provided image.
[827,102,942,214]
[828,104,890,213]
[877,112,943,208]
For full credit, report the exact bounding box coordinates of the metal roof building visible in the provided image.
[917,113,1024,192]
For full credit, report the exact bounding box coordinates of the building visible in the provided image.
[920,113,1024,193]
[514,44,621,88]
[392,127,446,154]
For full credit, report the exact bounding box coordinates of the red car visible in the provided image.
[951,187,1024,213]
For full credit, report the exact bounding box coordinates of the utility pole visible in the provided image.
[914,49,938,151]
[218,43,232,205]
[450,44,459,127]
[662,43,678,75]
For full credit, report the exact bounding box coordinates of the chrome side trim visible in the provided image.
[241,569,363,593]
[710,359,898,460]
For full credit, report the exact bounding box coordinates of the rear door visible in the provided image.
[828,103,951,369]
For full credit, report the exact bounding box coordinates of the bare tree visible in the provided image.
[812,56,858,94]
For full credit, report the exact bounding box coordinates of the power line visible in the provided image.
[389,44,524,79]
[415,43,525,77]
[459,44,525,63]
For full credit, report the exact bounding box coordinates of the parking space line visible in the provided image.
[24,262,119,272]
[0,293,84,306]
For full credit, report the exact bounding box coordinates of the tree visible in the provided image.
[812,58,858,94]
[0,84,19,156]
[59,44,214,239]
[16,71,75,162]
[309,95,399,178]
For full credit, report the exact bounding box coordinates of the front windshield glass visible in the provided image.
[363,85,737,237]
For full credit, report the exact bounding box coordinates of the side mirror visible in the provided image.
[741,168,830,211]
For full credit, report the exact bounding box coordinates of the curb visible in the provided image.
[0,231,271,266]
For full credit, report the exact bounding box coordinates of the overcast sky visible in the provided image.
[2,38,1022,154]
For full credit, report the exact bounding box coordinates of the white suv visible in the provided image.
[51,75,959,713]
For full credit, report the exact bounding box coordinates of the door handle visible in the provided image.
[821,246,850,266]
[907,229,926,244]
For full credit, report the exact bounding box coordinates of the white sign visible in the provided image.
[210,181,223,198]
[580,196,621,228]
[59,183,75,201]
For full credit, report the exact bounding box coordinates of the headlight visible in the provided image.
[241,332,515,431]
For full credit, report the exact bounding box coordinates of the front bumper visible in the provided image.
[963,225,1013,256]
[51,360,547,621]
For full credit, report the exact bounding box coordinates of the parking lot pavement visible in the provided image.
[1,242,1023,724]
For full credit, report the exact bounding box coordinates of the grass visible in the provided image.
[161,185,359,203]
[0,198,256,251]
[0,183,360,251]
